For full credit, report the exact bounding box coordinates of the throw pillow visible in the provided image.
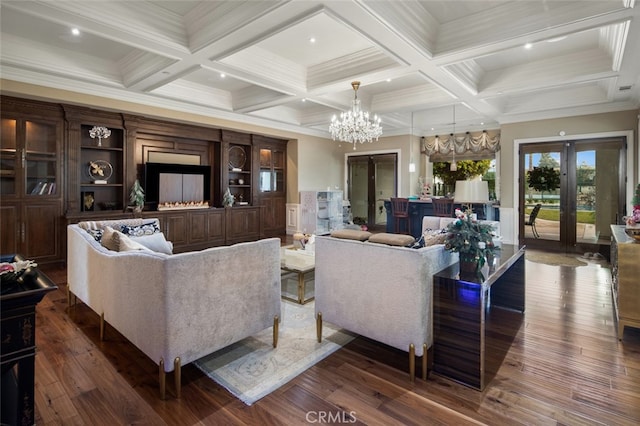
[86,228,104,242]
[131,232,173,255]
[100,226,119,251]
[368,233,415,246]
[330,229,372,241]
[113,232,153,252]
[120,221,160,237]
[423,228,447,246]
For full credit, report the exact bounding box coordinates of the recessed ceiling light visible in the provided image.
[431,127,434,131]
[386,78,392,82]
[220,73,225,78]
[309,37,316,44]
[524,43,533,49]
[302,98,306,102]
[71,28,80,36]
[480,122,484,125]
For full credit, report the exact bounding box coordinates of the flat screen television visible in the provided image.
[144,162,211,210]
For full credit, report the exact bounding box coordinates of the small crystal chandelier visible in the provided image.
[329,81,382,150]
[450,105,457,171]
[89,126,111,147]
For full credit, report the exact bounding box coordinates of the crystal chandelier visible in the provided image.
[89,126,111,147]
[329,81,382,150]
[450,105,457,171]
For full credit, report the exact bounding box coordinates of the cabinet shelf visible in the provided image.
[81,145,123,152]
[81,183,123,188]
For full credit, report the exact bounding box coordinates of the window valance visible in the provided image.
[421,130,500,161]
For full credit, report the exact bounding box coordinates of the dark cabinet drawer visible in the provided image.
[1,307,35,359]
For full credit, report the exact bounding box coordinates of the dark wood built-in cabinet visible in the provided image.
[0,96,287,262]
[0,98,64,263]
[254,135,287,237]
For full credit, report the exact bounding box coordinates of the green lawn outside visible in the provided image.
[525,206,595,224]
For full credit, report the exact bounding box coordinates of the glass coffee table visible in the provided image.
[281,247,315,304]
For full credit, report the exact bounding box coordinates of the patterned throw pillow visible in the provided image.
[423,228,448,246]
[86,228,104,242]
[120,221,160,237]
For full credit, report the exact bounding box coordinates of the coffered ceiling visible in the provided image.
[1,1,639,138]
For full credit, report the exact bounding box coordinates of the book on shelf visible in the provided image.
[31,181,44,195]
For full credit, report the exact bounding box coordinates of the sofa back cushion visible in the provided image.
[368,233,415,246]
[330,229,372,241]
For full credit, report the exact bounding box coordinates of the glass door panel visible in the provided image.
[521,145,563,247]
[348,156,368,225]
[374,156,396,226]
[575,140,624,245]
[0,118,17,195]
[347,154,397,228]
[25,120,58,196]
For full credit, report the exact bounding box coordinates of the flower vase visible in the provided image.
[460,257,480,274]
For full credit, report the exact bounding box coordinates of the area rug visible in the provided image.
[193,300,355,406]
[525,250,587,267]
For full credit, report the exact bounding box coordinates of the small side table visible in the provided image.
[1,254,57,426]
[281,247,315,304]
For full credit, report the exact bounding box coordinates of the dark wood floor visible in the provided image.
[32,250,640,425]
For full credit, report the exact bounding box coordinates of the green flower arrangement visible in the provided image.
[444,208,499,274]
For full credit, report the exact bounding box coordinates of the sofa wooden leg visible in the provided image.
[409,344,416,383]
[174,357,181,399]
[422,343,428,381]
[99,313,105,341]
[316,312,323,343]
[159,358,166,400]
[273,315,279,348]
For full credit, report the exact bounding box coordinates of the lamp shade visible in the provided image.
[454,179,489,203]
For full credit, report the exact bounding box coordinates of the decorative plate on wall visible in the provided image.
[228,146,246,170]
[88,160,113,183]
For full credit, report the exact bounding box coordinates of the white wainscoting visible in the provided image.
[286,203,301,235]
[499,207,515,245]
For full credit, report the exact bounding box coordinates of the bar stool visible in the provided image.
[390,198,411,234]
[432,198,454,217]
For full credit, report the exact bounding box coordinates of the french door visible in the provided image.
[519,138,626,252]
[347,154,397,229]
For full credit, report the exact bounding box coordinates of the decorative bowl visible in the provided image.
[625,227,640,241]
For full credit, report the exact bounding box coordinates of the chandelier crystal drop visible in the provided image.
[329,81,382,150]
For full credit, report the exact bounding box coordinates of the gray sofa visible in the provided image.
[67,218,281,399]
[314,232,457,381]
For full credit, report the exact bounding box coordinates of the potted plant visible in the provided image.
[444,208,499,276]
[129,179,145,213]
[625,183,640,228]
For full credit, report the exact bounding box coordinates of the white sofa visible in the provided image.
[67,218,281,399]
[314,231,457,381]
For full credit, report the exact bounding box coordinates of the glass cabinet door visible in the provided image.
[259,148,285,193]
[0,118,58,197]
[0,118,17,196]
[25,120,58,196]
